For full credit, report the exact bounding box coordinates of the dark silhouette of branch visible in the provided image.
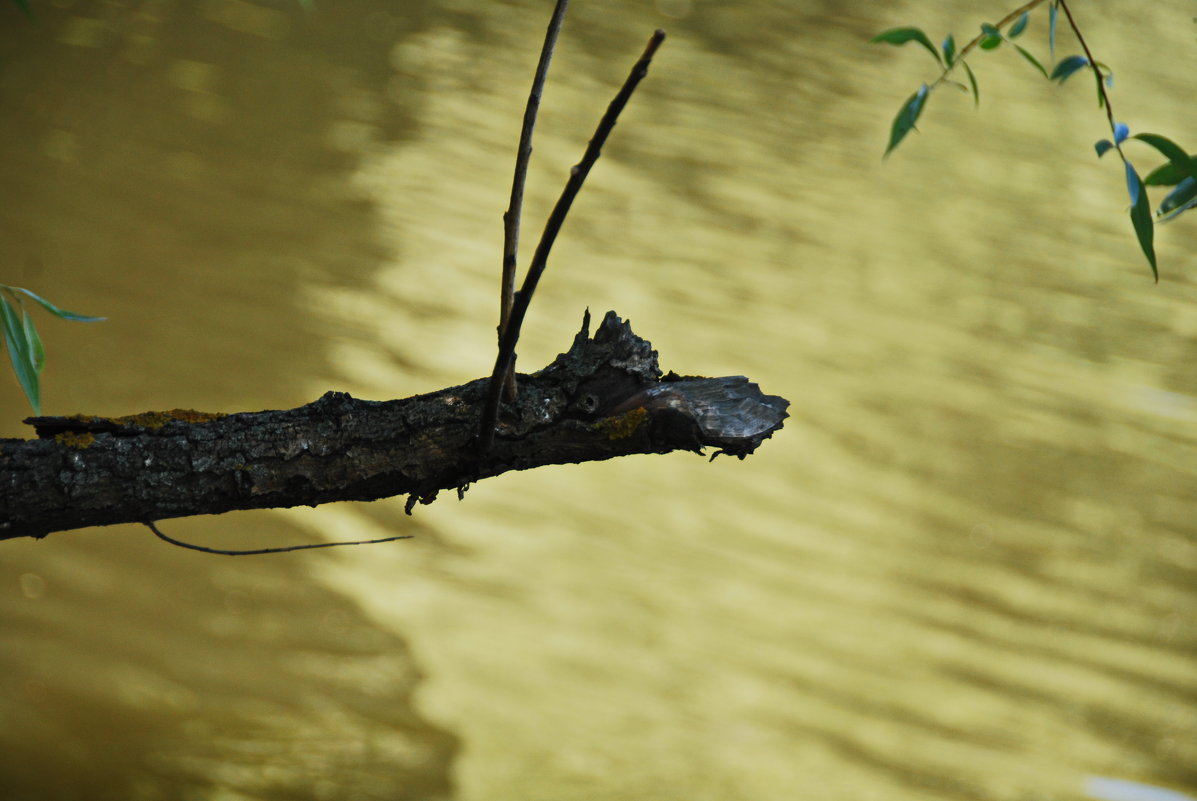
[2,312,788,541]
[499,0,570,404]
[480,28,667,452]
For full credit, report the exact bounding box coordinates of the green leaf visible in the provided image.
[979,22,1002,49]
[22,306,45,374]
[1158,196,1197,223]
[870,27,943,66]
[1048,2,1058,61]
[0,294,40,413]
[884,84,929,157]
[1131,133,1196,184]
[1158,176,1197,218]
[1008,12,1030,38]
[1144,155,1197,186]
[1094,139,1114,158]
[1125,162,1157,281]
[14,0,31,18]
[1014,45,1048,78]
[1050,55,1088,83]
[942,34,956,67]
[0,285,106,322]
[962,60,979,107]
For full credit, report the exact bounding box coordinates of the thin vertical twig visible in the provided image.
[499,0,570,403]
[479,29,667,453]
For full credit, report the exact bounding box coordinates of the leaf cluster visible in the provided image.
[872,0,1193,280]
[1,286,104,414]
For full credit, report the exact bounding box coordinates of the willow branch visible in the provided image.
[944,0,1050,73]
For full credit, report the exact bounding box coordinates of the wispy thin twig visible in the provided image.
[146,520,411,555]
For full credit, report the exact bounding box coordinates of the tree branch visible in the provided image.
[1,312,788,541]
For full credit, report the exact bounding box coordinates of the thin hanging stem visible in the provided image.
[146,520,411,555]
[1055,0,1117,143]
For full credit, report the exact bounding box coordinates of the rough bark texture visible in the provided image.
[1,312,788,541]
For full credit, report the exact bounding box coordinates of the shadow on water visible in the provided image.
[0,1,463,797]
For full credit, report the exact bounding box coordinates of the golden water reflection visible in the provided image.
[1,1,1195,799]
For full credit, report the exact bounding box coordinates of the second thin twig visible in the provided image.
[479,29,667,452]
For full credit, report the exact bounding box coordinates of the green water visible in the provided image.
[1,2,1194,799]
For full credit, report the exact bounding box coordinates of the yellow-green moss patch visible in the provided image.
[593,407,647,440]
[113,408,227,428]
[55,431,96,449]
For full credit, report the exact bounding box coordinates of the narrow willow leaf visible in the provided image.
[1008,12,1030,38]
[1015,45,1048,78]
[1158,191,1197,224]
[0,294,40,413]
[1048,2,1059,61]
[942,33,956,67]
[870,27,943,66]
[963,60,979,107]
[1125,161,1143,207]
[1094,139,1114,158]
[1158,176,1197,217]
[1144,155,1197,186]
[21,307,45,374]
[1114,123,1129,144]
[979,22,1002,50]
[1131,134,1195,183]
[0,285,106,322]
[1159,199,1197,223]
[1050,55,1088,82]
[884,84,929,157]
[1125,162,1157,281]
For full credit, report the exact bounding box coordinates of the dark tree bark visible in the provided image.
[1,312,788,541]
